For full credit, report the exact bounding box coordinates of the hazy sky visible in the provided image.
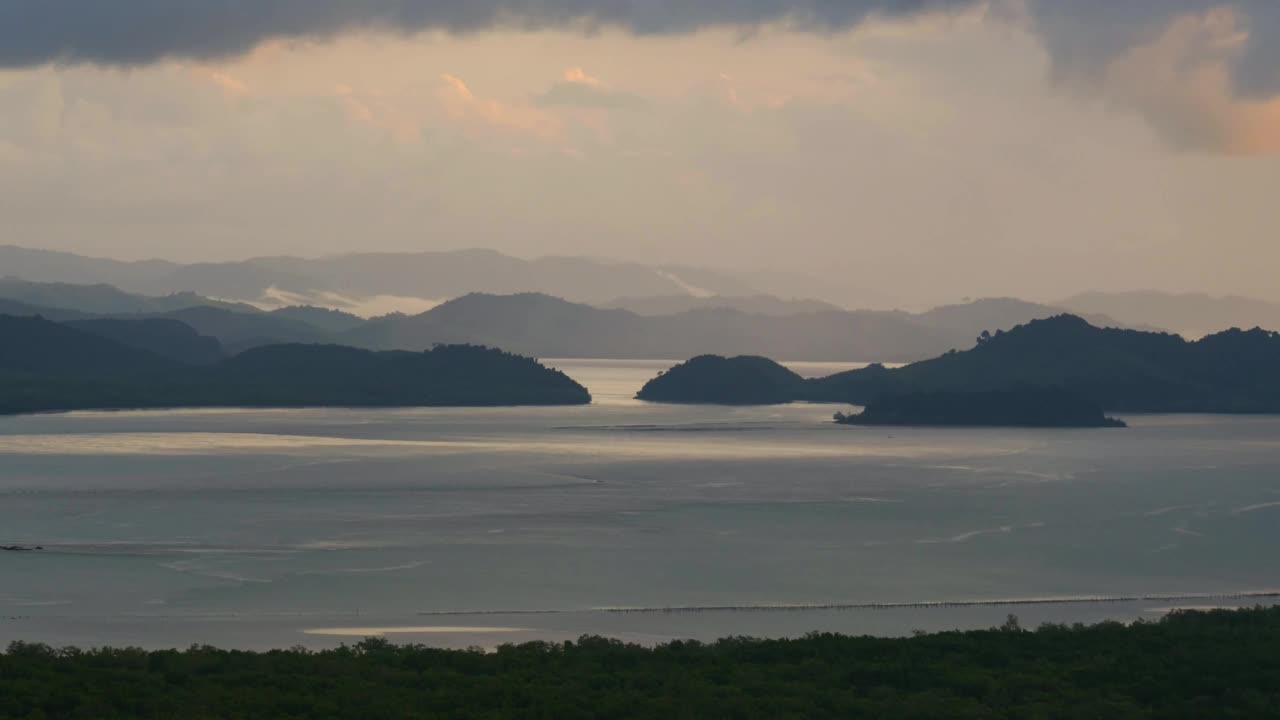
[1,1,1278,306]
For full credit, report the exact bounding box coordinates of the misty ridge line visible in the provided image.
[5,245,1280,361]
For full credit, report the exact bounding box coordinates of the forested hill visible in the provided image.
[0,315,590,413]
[636,355,804,404]
[810,315,1280,412]
[835,388,1127,428]
[0,315,180,379]
[635,315,1280,413]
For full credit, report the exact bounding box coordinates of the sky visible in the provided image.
[1,0,1278,307]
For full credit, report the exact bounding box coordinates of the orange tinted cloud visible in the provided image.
[333,84,422,144]
[1101,7,1280,155]
[563,66,605,87]
[437,74,560,139]
[194,68,250,96]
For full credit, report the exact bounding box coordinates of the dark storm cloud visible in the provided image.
[6,1,1277,96]
[0,0,980,68]
[1030,0,1280,95]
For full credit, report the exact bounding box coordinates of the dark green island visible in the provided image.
[0,314,590,413]
[638,315,1280,415]
[635,354,804,405]
[834,389,1126,428]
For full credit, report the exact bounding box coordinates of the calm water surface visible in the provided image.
[2,360,1278,649]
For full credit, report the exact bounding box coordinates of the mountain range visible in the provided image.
[1060,291,1280,338]
[6,244,1280,364]
[4,245,1275,339]
[0,245,755,309]
[0,277,1132,362]
[341,294,1133,362]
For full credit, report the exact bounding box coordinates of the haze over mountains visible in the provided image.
[6,245,1277,339]
[0,276,1117,363]
[2,244,1278,363]
[0,245,755,310]
[1060,292,1280,339]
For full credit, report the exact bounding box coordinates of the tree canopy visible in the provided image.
[2,606,1278,719]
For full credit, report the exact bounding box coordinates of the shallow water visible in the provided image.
[2,360,1278,650]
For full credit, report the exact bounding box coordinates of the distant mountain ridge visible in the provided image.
[0,275,1145,363]
[0,277,256,315]
[603,294,843,317]
[343,293,1139,362]
[0,245,756,308]
[1060,291,1280,338]
[343,293,960,362]
[63,318,224,366]
[7,246,1280,339]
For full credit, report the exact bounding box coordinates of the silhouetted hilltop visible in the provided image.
[1061,291,1280,338]
[604,294,843,317]
[636,356,804,405]
[0,245,755,307]
[345,293,956,362]
[813,315,1280,412]
[0,277,256,315]
[0,298,87,322]
[207,344,591,408]
[0,316,590,413]
[912,298,1128,339]
[0,315,179,380]
[267,305,366,333]
[835,389,1126,428]
[639,315,1280,414]
[64,318,224,366]
[0,273,1168,363]
[144,306,330,354]
[0,296,341,355]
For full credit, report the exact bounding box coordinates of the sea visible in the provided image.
[2,359,1278,650]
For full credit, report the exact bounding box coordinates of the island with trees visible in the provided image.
[0,314,590,414]
[635,354,804,405]
[638,315,1280,416]
[834,388,1126,428]
[1,606,1278,718]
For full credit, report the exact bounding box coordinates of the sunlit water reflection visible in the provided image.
[1,360,1278,649]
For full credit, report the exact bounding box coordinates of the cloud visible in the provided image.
[1033,2,1280,154]
[535,67,647,109]
[199,70,250,96]
[333,84,423,143]
[2,1,1278,154]
[0,1,981,68]
[437,74,560,139]
[1101,7,1280,155]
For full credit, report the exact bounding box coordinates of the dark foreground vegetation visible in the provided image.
[2,607,1278,719]
[642,315,1280,414]
[835,388,1127,428]
[0,315,590,413]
